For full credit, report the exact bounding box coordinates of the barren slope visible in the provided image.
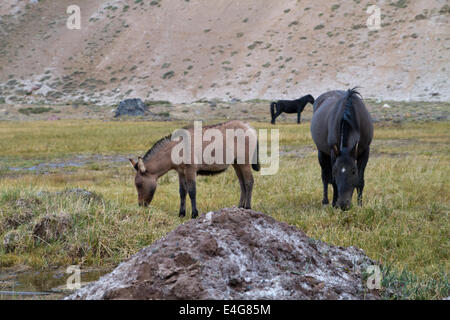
[0,0,449,104]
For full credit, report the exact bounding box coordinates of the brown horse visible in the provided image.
[129,120,260,218]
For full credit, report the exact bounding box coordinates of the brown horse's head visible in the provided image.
[129,157,157,207]
[332,145,358,210]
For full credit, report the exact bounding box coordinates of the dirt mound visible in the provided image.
[67,208,379,300]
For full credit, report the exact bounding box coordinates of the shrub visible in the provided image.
[18,107,53,115]
[162,71,175,80]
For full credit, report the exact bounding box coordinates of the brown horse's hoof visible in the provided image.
[179,210,186,218]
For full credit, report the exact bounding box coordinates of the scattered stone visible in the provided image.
[51,282,91,294]
[33,212,72,242]
[47,115,60,121]
[0,280,17,289]
[67,208,380,300]
[114,98,149,117]
[15,197,41,209]
[2,210,33,231]
[59,188,102,203]
[3,230,20,253]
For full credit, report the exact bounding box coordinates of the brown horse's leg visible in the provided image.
[185,168,198,219]
[240,165,254,209]
[232,164,246,208]
[178,172,187,217]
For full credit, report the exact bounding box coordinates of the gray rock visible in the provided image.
[114,98,148,117]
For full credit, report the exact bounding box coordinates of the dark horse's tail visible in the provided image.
[252,140,260,171]
[270,102,277,123]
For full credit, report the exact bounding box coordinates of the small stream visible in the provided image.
[7,154,130,174]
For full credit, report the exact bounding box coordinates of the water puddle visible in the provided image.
[0,268,110,299]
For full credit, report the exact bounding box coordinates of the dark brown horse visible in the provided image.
[310,88,373,210]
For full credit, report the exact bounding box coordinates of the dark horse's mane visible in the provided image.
[298,94,314,102]
[340,88,361,150]
[142,122,228,161]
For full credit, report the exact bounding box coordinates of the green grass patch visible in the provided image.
[0,120,448,299]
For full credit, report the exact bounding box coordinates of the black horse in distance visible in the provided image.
[270,94,315,124]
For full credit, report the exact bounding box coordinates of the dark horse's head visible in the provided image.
[331,89,361,210]
[332,144,358,210]
[304,94,315,105]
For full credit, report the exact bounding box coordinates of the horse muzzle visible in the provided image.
[337,199,351,211]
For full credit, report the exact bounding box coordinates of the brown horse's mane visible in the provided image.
[143,134,172,161]
[142,121,229,161]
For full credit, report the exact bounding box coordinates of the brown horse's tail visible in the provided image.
[252,140,260,171]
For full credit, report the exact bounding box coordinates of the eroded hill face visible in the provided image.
[0,0,449,105]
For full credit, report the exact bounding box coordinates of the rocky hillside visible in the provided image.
[0,0,449,105]
[67,208,380,300]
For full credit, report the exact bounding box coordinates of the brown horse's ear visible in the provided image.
[129,158,138,171]
[333,144,340,157]
[137,157,147,174]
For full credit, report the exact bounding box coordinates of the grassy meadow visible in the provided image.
[0,119,448,299]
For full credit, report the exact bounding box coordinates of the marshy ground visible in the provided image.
[0,101,448,299]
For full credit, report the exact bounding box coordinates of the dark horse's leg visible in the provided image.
[332,182,338,207]
[271,103,282,124]
[297,103,307,124]
[178,172,187,217]
[356,147,370,206]
[185,169,198,218]
[318,151,332,205]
